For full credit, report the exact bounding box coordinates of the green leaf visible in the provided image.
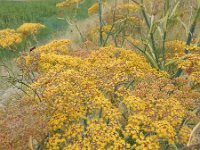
[149,15,155,33]
[177,17,188,37]
[169,1,180,19]
[162,11,170,32]
[165,58,179,67]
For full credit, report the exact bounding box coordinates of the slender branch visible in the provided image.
[181,143,200,150]
[74,23,85,42]
[187,122,200,147]
[162,31,167,69]
[140,0,150,28]
[126,39,159,69]
[139,0,160,68]
[131,0,140,5]
[98,0,104,46]
[15,79,42,102]
[185,7,200,53]
[175,7,200,77]
[103,1,117,46]
[150,32,158,63]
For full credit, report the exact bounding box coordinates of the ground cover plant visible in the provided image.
[0,0,200,149]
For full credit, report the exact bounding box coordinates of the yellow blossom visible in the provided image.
[88,2,98,14]
[17,23,45,35]
[0,29,23,48]
[56,0,82,8]
[118,3,140,12]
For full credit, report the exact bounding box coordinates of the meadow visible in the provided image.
[0,0,200,150]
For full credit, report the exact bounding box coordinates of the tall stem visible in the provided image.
[185,7,200,53]
[175,7,200,77]
[162,32,167,68]
[98,0,103,46]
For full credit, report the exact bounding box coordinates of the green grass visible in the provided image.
[0,0,62,28]
[0,0,95,60]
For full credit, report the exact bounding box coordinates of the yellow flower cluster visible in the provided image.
[126,36,140,46]
[82,119,125,149]
[0,29,22,48]
[118,3,140,12]
[18,39,200,149]
[126,16,143,26]
[166,40,200,58]
[88,2,98,14]
[46,133,66,150]
[186,45,200,51]
[48,113,67,131]
[177,53,200,84]
[166,40,186,58]
[0,23,45,49]
[86,1,143,45]
[56,0,82,8]
[153,121,176,144]
[87,0,107,15]
[134,135,159,150]
[123,96,185,147]
[33,39,71,54]
[178,126,192,145]
[164,39,200,86]
[17,23,45,35]
[18,40,72,73]
[102,25,114,33]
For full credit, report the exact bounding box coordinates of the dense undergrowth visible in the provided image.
[0,0,200,149]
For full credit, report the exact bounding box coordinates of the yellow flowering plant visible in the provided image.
[17,23,45,36]
[16,39,200,149]
[76,0,200,92]
[2,0,200,149]
[0,23,45,51]
[60,0,200,75]
[0,29,23,49]
[56,0,82,9]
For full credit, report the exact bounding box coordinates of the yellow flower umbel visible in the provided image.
[18,39,72,73]
[177,53,200,84]
[0,29,22,48]
[178,126,192,145]
[88,2,98,14]
[56,0,82,8]
[118,3,140,12]
[153,120,176,144]
[17,23,45,36]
